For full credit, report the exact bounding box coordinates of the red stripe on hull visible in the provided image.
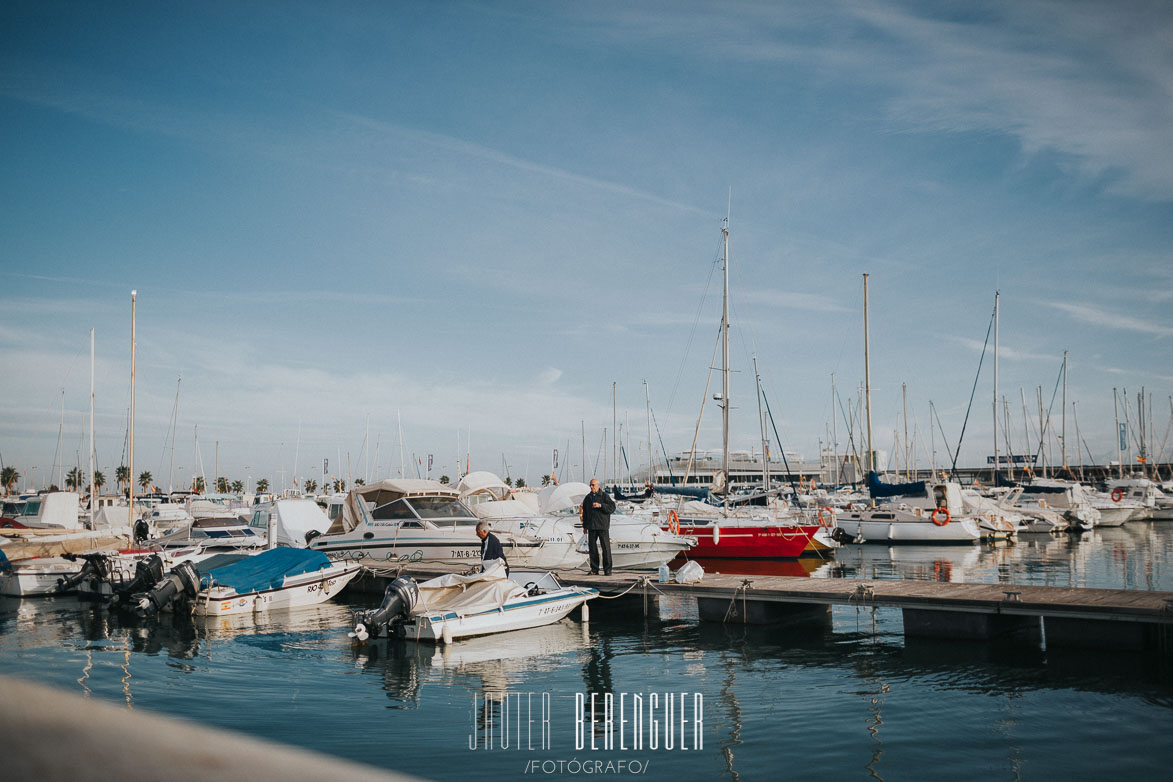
[663,524,818,558]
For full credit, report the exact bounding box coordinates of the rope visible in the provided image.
[722,579,753,623]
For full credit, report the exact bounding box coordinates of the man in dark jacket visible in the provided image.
[476,521,508,575]
[580,478,616,575]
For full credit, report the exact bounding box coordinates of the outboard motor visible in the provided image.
[350,577,419,642]
[133,518,151,544]
[56,553,111,595]
[830,527,858,545]
[130,560,202,618]
[109,555,167,607]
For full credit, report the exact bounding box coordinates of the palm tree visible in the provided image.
[304,479,317,494]
[504,477,513,487]
[65,467,84,491]
[354,478,365,486]
[1,466,19,495]
[231,480,244,494]
[333,479,346,493]
[192,476,205,493]
[515,477,526,488]
[93,470,105,492]
[439,475,450,485]
[541,474,551,486]
[116,465,130,493]
[215,476,229,493]
[138,471,152,492]
[256,478,270,493]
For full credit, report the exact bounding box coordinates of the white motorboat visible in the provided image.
[457,472,587,569]
[1015,480,1100,531]
[350,560,596,644]
[834,474,984,544]
[130,547,362,618]
[1107,478,1173,520]
[308,479,545,567]
[153,516,266,552]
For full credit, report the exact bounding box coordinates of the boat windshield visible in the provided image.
[20,500,41,517]
[371,498,417,520]
[408,496,476,520]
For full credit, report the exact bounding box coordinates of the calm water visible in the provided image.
[3,524,1172,781]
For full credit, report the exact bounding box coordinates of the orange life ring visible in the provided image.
[931,507,950,526]
[817,506,834,527]
[667,509,680,535]
[1111,488,1124,503]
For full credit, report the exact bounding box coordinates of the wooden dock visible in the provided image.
[348,564,1173,654]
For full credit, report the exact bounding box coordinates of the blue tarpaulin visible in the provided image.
[867,471,927,499]
[199,547,332,593]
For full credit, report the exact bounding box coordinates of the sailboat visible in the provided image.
[649,218,825,559]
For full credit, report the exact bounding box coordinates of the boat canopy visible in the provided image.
[867,471,926,499]
[200,547,333,594]
[249,499,332,547]
[538,482,589,514]
[330,478,461,534]
[457,471,512,502]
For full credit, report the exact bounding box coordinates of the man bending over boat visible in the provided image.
[476,521,508,575]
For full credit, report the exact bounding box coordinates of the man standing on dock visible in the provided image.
[476,521,508,575]
[581,478,615,575]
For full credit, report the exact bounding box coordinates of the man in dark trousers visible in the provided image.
[580,478,616,575]
[476,521,508,575]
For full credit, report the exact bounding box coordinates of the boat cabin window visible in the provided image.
[933,487,946,507]
[371,499,416,520]
[873,512,894,519]
[327,504,342,522]
[21,500,41,517]
[409,496,475,520]
[249,511,269,530]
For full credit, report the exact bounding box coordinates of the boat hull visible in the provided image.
[664,523,817,558]
[401,587,596,642]
[836,516,981,544]
[193,563,361,616]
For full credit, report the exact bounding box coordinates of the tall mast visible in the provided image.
[89,328,95,512]
[863,273,874,476]
[644,380,652,485]
[902,382,910,480]
[612,381,617,490]
[1061,350,1068,470]
[169,377,180,493]
[993,291,1000,482]
[753,356,769,493]
[831,373,839,485]
[720,217,731,507]
[129,290,136,529]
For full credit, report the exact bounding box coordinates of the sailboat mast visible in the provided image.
[831,373,839,485]
[612,381,617,490]
[169,377,180,493]
[1061,350,1068,469]
[721,218,731,507]
[902,382,910,480]
[89,328,95,512]
[863,274,874,476]
[645,380,652,486]
[129,290,136,528]
[993,291,999,482]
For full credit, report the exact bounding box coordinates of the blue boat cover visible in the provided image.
[199,547,332,593]
[867,471,927,499]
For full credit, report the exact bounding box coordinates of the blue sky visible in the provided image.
[2,0,1171,491]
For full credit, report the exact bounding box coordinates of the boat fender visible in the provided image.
[712,524,720,545]
[931,507,951,526]
[1111,488,1124,503]
[441,624,453,645]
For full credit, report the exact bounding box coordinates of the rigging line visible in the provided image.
[664,237,723,420]
[931,402,956,476]
[648,405,676,486]
[948,300,997,480]
[836,386,863,484]
[1030,360,1067,469]
[679,325,723,493]
[760,381,804,500]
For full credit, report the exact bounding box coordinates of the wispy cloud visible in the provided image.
[1042,300,1173,337]
[952,336,1058,362]
[741,289,851,313]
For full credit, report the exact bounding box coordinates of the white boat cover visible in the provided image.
[331,478,458,534]
[413,559,527,615]
[264,500,332,547]
[469,499,538,519]
[511,491,541,513]
[90,506,132,531]
[457,471,512,502]
[538,482,589,514]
